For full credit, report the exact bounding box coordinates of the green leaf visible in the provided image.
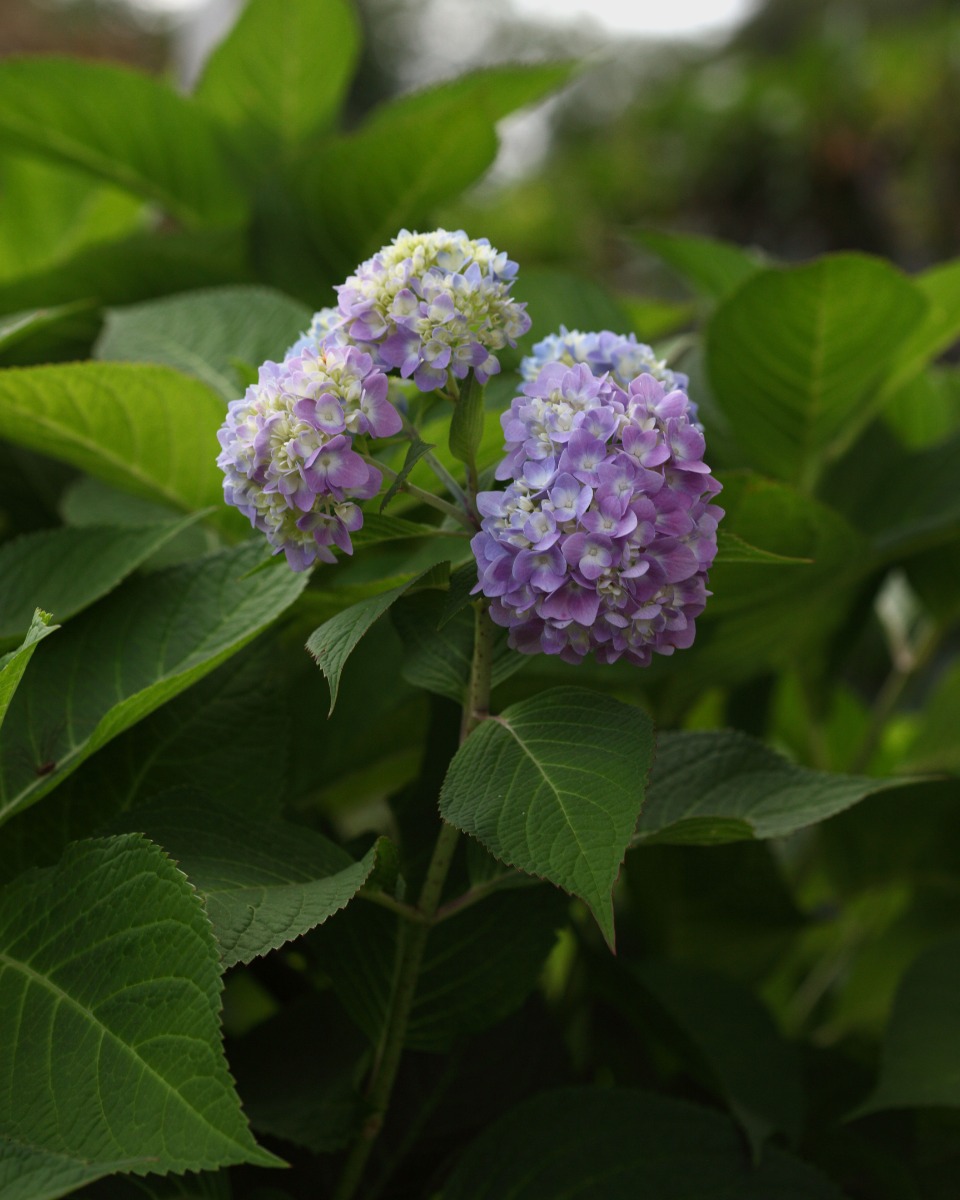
[0,153,144,286]
[295,64,573,278]
[312,885,566,1052]
[637,229,764,300]
[449,374,485,472]
[714,526,814,565]
[883,367,960,450]
[668,471,870,693]
[0,835,278,1200]
[195,0,359,166]
[440,687,654,948]
[854,935,960,1115]
[118,797,389,967]
[633,961,804,1157]
[707,255,927,487]
[0,362,235,526]
[439,560,479,628]
[884,258,960,396]
[0,517,205,641]
[0,610,56,733]
[0,640,293,880]
[0,303,92,356]
[306,568,434,713]
[392,591,524,703]
[515,267,632,350]
[95,286,311,400]
[822,424,960,556]
[379,436,436,513]
[0,59,244,228]
[441,1088,843,1199]
[0,541,308,826]
[635,730,913,845]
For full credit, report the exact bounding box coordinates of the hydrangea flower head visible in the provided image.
[471,362,722,667]
[327,228,531,391]
[521,326,689,398]
[217,344,400,571]
[285,306,347,358]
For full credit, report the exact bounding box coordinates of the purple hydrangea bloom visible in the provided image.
[520,326,694,418]
[217,344,399,571]
[471,363,723,667]
[285,306,348,359]
[323,229,531,391]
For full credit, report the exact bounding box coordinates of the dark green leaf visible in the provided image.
[707,255,927,487]
[0,542,308,826]
[637,229,764,300]
[0,516,204,640]
[392,591,524,703]
[714,526,814,565]
[440,687,654,947]
[0,835,278,1200]
[379,436,436,513]
[633,961,804,1157]
[635,730,913,845]
[449,374,485,474]
[440,560,480,627]
[0,304,93,356]
[119,797,389,967]
[195,0,359,166]
[442,1088,843,1199]
[95,286,311,400]
[312,885,566,1052]
[0,59,244,228]
[306,567,433,713]
[854,936,960,1115]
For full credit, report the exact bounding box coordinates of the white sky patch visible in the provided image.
[508,0,757,38]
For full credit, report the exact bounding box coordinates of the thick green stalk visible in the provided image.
[333,602,494,1200]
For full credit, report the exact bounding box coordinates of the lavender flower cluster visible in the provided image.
[291,229,531,391]
[216,344,401,571]
[471,353,722,667]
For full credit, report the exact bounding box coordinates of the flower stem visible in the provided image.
[361,452,474,530]
[333,603,495,1200]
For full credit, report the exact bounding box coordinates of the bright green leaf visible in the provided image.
[295,64,573,278]
[195,0,359,165]
[440,686,654,948]
[884,258,960,396]
[0,362,237,529]
[0,541,308,826]
[707,255,927,487]
[0,835,278,1200]
[635,730,914,845]
[119,797,390,967]
[441,1088,843,1199]
[0,610,56,733]
[0,516,205,640]
[0,59,244,228]
[95,286,311,400]
[637,229,764,300]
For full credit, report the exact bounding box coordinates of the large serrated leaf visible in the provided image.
[635,730,915,845]
[0,59,244,228]
[119,797,390,967]
[294,64,573,278]
[0,362,235,527]
[0,542,307,827]
[441,1088,843,1199]
[440,687,654,948]
[0,834,278,1200]
[0,517,204,641]
[95,286,311,401]
[707,255,927,487]
[195,0,359,167]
